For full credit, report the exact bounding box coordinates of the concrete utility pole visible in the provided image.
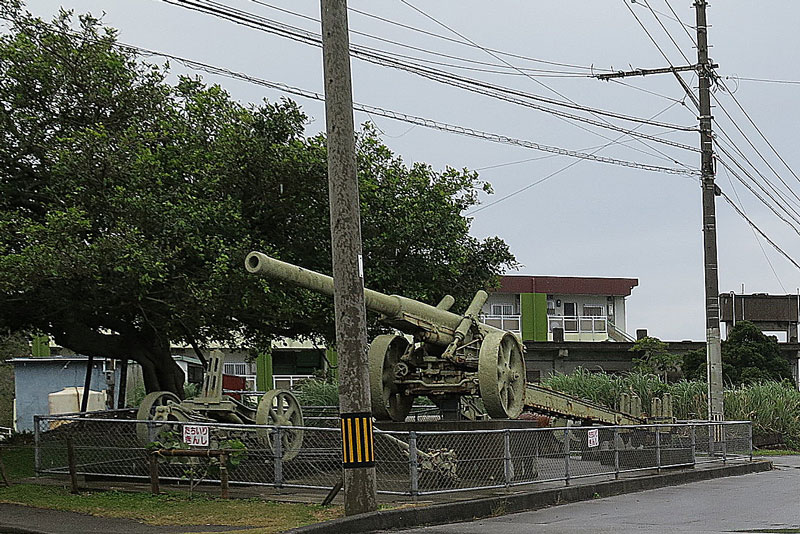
[319,0,378,516]
[596,1,724,422]
[694,0,724,422]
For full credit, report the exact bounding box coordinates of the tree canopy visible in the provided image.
[0,8,517,394]
[682,321,792,385]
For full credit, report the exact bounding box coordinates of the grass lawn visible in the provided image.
[0,484,342,533]
[0,445,342,533]
[1,446,34,480]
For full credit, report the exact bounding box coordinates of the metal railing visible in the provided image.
[480,314,521,334]
[548,315,608,334]
[0,427,11,441]
[33,416,752,496]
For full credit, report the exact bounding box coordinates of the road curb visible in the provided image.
[286,460,772,534]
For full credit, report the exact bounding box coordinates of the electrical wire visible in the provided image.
[719,188,800,271]
[394,0,696,168]
[247,0,595,77]
[466,99,689,215]
[163,0,698,133]
[626,0,800,273]
[3,13,696,178]
[726,76,800,86]
[346,4,615,73]
[632,0,697,31]
[716,78,800,186]
[720,165,787,291]
[158,0,700,169]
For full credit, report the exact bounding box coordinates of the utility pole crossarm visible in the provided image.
[594,63,712,80]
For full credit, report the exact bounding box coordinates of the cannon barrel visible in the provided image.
[245,251,487,342]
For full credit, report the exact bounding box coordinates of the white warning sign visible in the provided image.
[587,428,600,448]
[182,425,210,447]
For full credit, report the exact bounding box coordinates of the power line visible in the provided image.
[719,188,800,272]
[631,0,697,31]
[720,165,787,291]
[394,0,696,169]
[4,13,696,178]
[126,46,700,176]
[346,4,615,73]
[629,0,800,274]
[467,100,689,215]
[248,0,595,77]
[662,0,699,47]
[163,0,698,133]
[726,75,800,86]
[160,0,700,169]
[716,78,800,186]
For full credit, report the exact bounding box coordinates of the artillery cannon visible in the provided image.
[245,252,526,421]
[136,350,304,459]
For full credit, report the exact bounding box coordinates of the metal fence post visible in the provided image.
[722,424,727,464]
[273,427,283,488]
[708,421,714,459]
[33,416,41,476]
[563,428,570,486]
[408,431,419,498]
[748,423,753,461]
[503,430,512,488]
[690,424,696,466]
[613,428,619,480]
[655,427,661,473]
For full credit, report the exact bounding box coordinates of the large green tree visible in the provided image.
[0,8,517,395]
[682,321,792,384]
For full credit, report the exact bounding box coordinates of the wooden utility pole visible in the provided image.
[694,0,724,422]
[319,0,378,515]
[595,1,724,422]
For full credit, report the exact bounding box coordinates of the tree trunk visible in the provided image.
[53,323,186,398]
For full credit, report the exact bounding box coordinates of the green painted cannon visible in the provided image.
[136,350,304,459]
[245,252,526,421]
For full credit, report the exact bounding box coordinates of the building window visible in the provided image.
[563,302,577,316]
[492,304,515,316]
[223,362,249,376]
[583,305,604,317]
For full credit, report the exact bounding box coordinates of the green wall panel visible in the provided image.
[521,293,548,341]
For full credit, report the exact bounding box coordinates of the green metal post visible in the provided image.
[256,351,273,391]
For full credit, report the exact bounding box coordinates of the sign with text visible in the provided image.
[587,428,599,448]
[182,425,210,447]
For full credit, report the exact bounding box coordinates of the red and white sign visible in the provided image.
[182,425,210,447]
[587,428,600,448]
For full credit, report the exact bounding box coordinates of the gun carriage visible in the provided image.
[136,350,304,459]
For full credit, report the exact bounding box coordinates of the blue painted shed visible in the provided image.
[10,356,120,432]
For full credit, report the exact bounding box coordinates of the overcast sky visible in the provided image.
[14,1,800,341]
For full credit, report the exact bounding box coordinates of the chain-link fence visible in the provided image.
[34,416,751,496]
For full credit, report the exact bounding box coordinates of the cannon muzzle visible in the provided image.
[246,251,406,317]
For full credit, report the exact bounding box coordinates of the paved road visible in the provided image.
[394,456,800,534]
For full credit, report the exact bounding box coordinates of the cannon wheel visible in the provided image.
[256,389,304,461]
[136,391,182,445]
[369,334,414,421]
[478,331,525,419]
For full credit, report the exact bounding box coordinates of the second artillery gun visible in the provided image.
[246,252,667,426]
[246,251,528,421]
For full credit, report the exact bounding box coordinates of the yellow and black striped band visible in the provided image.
[340,412,374,468]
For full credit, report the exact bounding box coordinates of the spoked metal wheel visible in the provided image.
[478,332,526,419]
[136,391,182,445]
[256,389,304,461]
[369,334,414,421]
